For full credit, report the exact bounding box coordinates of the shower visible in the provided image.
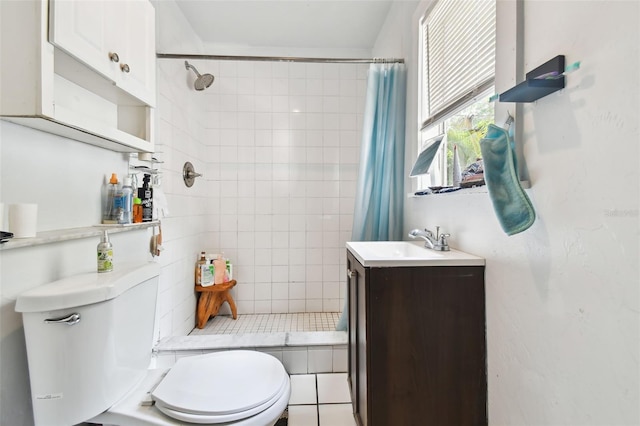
[184,61,214,91]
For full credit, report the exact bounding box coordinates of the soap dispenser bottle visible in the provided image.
[97,230,113,273]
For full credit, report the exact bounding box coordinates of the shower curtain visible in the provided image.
[336,62,407,331]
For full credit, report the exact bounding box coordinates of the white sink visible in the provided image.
[346,241,485,267]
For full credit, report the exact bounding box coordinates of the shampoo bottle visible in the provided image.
[97,230,113,273]
[201,260,214,287]
[213,254,228,284]
[138,174,153,222]
[195,251,206,286]
[133,197,143,223]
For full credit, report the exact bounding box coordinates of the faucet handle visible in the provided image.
[437,232,450,251]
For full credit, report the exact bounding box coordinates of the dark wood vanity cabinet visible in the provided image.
[347,251,487,426]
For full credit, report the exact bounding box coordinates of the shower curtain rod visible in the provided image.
[156,53,404,64]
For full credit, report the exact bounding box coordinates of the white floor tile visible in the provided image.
[316,373,351,404]
[288,405,319,426]
[289,374,317,405]
[318,403,356,426]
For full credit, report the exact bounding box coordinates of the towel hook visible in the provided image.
[504,111,514,129]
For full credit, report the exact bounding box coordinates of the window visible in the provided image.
[414,0,496,190]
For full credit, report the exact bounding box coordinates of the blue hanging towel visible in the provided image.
[480,124,535,235]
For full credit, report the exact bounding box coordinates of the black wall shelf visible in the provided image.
[499,77,565,102]
[493,55,575,103]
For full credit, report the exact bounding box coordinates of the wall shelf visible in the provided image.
[0,221,159,251]
[492,55,579,103]
[499,78,565,103]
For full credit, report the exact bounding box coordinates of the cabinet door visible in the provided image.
[347,255,358,416]
[355,263,368,426]
[49,0,116,81]
[112,0,156,106]
[347,252,368,426]
[50,0,156,106]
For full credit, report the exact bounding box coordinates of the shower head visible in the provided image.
[185,61,214,91]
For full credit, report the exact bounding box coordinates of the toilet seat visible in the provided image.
[153,377,288,424]
[151,351,288,424]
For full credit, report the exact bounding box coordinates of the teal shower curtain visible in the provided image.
[336,63,407,331]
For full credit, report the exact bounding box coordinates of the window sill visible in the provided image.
[0,221,159,251]
[408,180,530,198]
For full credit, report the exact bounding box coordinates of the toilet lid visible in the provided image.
[151,351,288,417]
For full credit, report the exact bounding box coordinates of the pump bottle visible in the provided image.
[97,230,113,272]
[138,174,153,222]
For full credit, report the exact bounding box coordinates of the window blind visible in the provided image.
[421,0,496,129]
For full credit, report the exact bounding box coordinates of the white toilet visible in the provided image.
[15,262,290,426]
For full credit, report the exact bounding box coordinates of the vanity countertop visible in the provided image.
[346,240,485,267]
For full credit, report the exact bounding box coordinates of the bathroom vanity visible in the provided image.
[346,241,487,426]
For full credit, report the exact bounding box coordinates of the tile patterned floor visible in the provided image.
[287,373,356,426]
[191,313,340,335]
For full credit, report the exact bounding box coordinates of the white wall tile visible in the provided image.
[308,348,333,374]
[332,348,348,373]
[282,349,309,374]
[193,60,364,315]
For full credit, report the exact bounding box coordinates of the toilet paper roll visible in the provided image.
[8,203,38,238]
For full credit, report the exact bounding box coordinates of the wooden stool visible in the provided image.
[195,280,238,329]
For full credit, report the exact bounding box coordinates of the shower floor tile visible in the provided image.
[191,312,340,335]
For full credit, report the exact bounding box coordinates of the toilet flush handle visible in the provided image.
[44,313,81,326]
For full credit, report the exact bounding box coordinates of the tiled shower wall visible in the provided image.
[154,58,211,339]
[198,60,367,315]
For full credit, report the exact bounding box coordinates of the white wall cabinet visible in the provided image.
[0,0,156,153]
[49,0,156,107]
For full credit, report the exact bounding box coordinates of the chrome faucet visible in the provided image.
[408,226,450,251]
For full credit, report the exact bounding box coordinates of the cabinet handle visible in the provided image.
[109,52,120,63]
[347,269,357,279]
[120,63,130,73]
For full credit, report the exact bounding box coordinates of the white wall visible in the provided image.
[0,123,155,425]
[0,4,209,424]
[381,0,639,424]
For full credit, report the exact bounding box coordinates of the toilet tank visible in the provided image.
[15,262,160,426]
